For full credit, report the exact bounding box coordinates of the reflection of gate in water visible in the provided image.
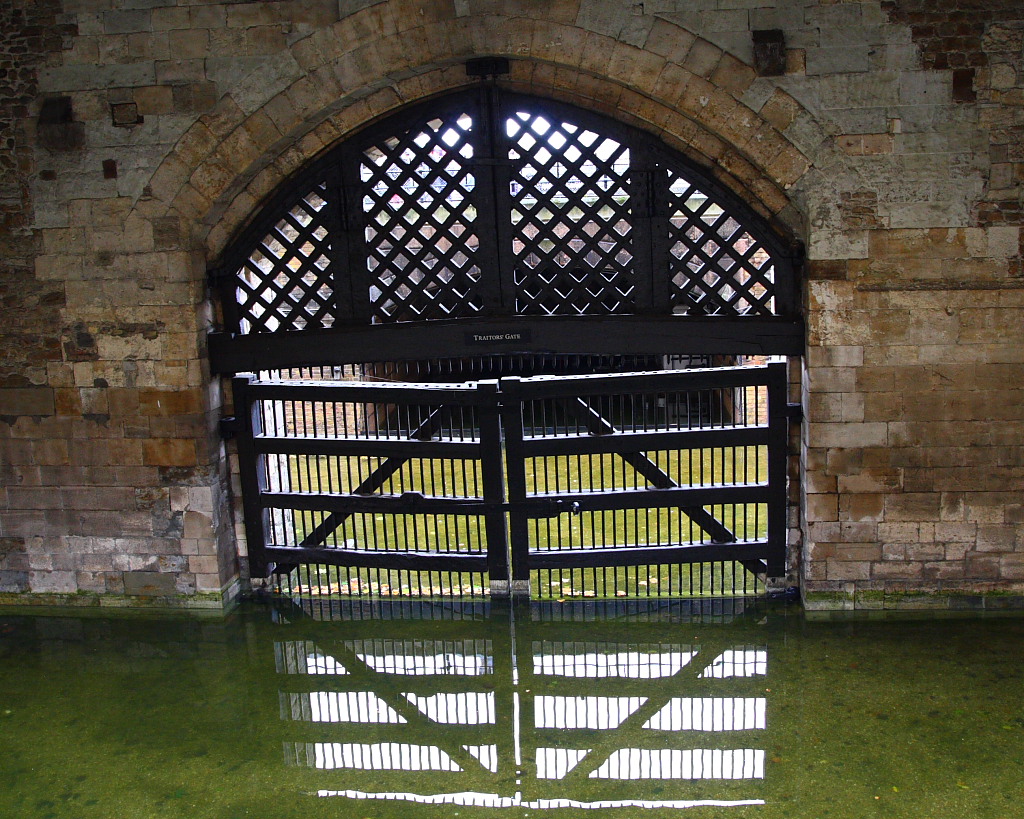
[272,601,769,809]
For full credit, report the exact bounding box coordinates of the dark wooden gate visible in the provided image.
[232,362,788,598]
[231,375,513,597]
[211,86,804,598]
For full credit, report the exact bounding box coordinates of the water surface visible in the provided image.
[0,599,1021,818]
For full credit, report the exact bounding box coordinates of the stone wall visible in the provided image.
[0,0,1020,609]
[799,0,1024,608]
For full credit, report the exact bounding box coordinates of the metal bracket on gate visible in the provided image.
[219,415,242,439]
[489,497,582,517]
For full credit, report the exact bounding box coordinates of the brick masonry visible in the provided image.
[0,0,1021,610]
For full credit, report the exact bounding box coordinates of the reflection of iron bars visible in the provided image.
[271,608,769,808]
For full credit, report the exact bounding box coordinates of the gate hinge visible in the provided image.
[219,415,243,439]
[786,403,803,422]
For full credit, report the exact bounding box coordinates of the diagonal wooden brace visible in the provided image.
[563,397,737,544]
[271,405,450,575]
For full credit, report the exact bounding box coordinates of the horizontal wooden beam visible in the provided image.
[209,316,803,374]
[247,379,490,405]
[261,484,765,515]
[521,425,768,457]
[527,541,775,569]
[254,435,481,459]
[525,483,769,511]
[502,362,782,398]
[261,490,488,515]
[264,545,489,572]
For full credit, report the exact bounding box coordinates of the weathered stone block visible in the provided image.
[143,439,197,467]
[805,492,839,522]
[1000,555,1024,580]
[29,570,77,593]
[122,570,178,596]
[842,495,884,522]
[885,493,941,522]
[0,388,56,416]
[808,422,888,448]
[871,561,924,580]
[975,524,1017,552]
[965,555,1001,580]
[828,559,871,580]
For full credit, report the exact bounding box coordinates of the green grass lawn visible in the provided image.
[276,560,763,600]
[272,444,769,600]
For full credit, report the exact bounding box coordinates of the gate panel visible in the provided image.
[500,363,787,597]
[235,363,789,599]
[233,374,510,596]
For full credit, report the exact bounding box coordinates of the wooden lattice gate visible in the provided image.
[230,362,788,599]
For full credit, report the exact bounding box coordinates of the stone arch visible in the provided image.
[142,7,831,263]
[144,5,824,593]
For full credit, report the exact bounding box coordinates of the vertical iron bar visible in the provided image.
[766,361,788,578]
[339,143,372,325]
[500,377,531,598]
[630,164,656,311]
[473,82,508,314]
[478,380,511,597]
[232,375,271,578]
[482,84,519,314]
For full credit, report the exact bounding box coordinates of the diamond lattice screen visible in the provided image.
[360,112,483,323]
[224,94,791,336]
[507,111,635,316]
[665,168,776,316]
[234,185,333,333]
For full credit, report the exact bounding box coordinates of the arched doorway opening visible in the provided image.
[208,87,803,600]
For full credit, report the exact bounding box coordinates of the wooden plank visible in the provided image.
[766,361,789,577]
[265,546,489,572]
[248,379,486,405]
[254,435,480,459]
[557,395,738,544]
[208,316,803,374]
[262,489,488,515]
[296,404,448,549]
[232,375,272,577]
[524,483,768,512]
[520,425,767,457]
[477,381,511,586]
[504,364,773,399]
[527,541,770,569]
[500,378,532,588]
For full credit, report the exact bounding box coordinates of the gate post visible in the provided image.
[478,380,511,598]
[499,377,531,600]
[231,374,271,579]
[766,362,789,578]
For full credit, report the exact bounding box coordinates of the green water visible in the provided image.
[0,599,1021,818]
